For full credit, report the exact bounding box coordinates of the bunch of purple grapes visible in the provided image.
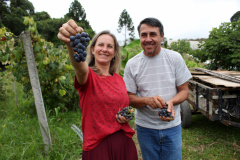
[70,32,90,62]
[117,106,135,120]
[158,105,173,118]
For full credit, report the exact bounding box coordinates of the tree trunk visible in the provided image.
[20,31,52,151]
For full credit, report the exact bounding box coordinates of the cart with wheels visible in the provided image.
[180,68,240,128]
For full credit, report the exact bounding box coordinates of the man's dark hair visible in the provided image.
[137,17,164,36]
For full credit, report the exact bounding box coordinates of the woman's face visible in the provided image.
[91,34,115,66]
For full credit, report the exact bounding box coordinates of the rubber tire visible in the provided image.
[180,100,192,128]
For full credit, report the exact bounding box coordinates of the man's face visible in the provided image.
[139,24,164,57]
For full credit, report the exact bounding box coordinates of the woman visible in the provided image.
[57,19,138,160]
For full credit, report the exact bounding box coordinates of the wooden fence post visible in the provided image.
[20,31,52,151]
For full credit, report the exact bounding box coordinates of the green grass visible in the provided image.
[1,110,83,160]
[0,71,83,160]
[182,113,240,160]
[1,70,240,160]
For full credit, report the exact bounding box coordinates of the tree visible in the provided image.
[168,39,192,54]
[35,0,95,47]
[190,20,240,71]
[65,0,86,23]
[117,9,135,46]
[34,11,51,21]
[36,18,67,47]
[36,17,95,47]
[231,11,240,22]
[10,0,34,14]
[0,0,10,27]
[64,0,94,37]
[0,0,10,19]
[1,0,35,35]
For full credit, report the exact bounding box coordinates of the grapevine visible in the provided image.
[0,17,80,112]
[69,32,91,62]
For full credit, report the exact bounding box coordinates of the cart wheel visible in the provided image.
[180,100,192,128]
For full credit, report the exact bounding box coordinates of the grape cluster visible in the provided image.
[158,105,173,118]
[70,32,91,62]
[117,106,135,120]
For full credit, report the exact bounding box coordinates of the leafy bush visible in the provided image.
[0,18,79,112]
[120,39,142,76]
[168,39,192,55]
[190,20,240,71]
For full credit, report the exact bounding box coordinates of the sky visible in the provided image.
[28,0,239,44]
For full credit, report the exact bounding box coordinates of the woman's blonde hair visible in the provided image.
[86,30,121,75]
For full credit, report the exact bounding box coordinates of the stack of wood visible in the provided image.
[189,68,240,90]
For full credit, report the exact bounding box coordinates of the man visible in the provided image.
[123,17,192,160]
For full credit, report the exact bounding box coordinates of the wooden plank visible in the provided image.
[190,70,206,75]
[214,70,240,76]
[190,70,240,78]
[214,71,240,79]
[192,75,240,88]
[189,80,215,90]
[193,68,240,83]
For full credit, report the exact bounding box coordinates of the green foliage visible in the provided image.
[230,10,240,22]
[120,39,142,76]
[10,0,34,14]
[33,11,51,21]
[0,0,10,17]
[182,53,206,69]
[188,44,208,63]
[35,0,95,47]
[184,59,205,69]
[168,39,192,54]
[117,9,135,46]
[2,11,27,35]
[36,17,95,48]
[36,18,67,47]
[1,0,34,35]
[191,20,240,71]
[0,17,79,112]
[1,0,95,47]
[65,0,86,23]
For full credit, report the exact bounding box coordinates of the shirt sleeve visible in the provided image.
[123,62,137,94]
[175,53,192,86]
[74,67,91,90]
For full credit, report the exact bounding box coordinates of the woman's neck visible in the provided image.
[95,64,111,76]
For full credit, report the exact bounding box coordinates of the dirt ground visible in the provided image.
[132,124,143,160]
